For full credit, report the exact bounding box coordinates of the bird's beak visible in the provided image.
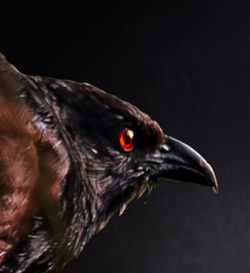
[148,136,218,192]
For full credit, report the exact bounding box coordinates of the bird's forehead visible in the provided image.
[81,83,165,140]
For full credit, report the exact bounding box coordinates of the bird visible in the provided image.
[0,53,218,273]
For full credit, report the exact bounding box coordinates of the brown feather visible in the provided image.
[0,92,39,262]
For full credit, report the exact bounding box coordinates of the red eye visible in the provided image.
[119,128,134,151]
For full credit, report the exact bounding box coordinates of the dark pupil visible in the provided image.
[124,133,131,144]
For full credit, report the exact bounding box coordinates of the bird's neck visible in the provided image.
[13,75,98,269]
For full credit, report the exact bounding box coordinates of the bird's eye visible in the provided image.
[119,128,134,151]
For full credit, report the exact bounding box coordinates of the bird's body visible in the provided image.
[0,54,217,272]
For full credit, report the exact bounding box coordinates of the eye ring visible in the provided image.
[119,128,134,152]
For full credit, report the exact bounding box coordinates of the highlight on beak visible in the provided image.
[149,136,218,192]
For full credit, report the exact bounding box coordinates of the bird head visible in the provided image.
[40,80,218,235]
[0,54,218,271]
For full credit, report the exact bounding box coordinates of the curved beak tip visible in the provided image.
[205,161,218,193]
[212,185,219,194]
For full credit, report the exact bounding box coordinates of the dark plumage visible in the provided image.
[0,54,218,273]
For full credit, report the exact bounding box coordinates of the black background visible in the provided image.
[2,1,250,273]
